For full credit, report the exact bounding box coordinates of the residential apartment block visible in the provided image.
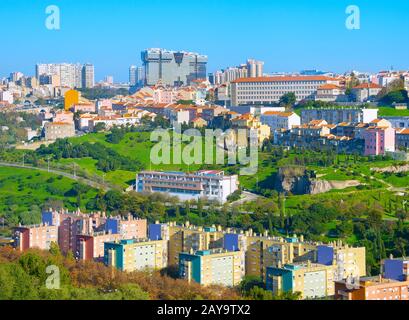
[13,224,58,251]
[301,108,378,125]
[317,242,366,281]
[352,83,383,102]
[396,128,409,150]
[382,257,409,282]
[36,63,94,89]
[16,209,148,260]
[104,238,168,272]
[179,248,245,287]
[43,122,75,141]
[266,261,336,299]
[335,276,409,300]
[364,119,396,156]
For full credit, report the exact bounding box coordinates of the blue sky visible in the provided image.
[1,0,408,82]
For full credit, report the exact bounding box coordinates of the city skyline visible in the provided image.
[1,0,409,82]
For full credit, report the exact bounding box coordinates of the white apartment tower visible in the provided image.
[247,59,264,78]
[82,64,95,88]
[36,63,94,89]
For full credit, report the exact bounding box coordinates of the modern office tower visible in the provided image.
[231,76,341,105]
[266,261,335,299]
[82,63,95,88]
[247,59,264,78]
[129,65,137,86]
[36,63,93,88]
[141,48,208,86]
[104,238,168,271]
[179,248,245,287]
[136,170,239,204]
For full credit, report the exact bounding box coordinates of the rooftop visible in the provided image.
[232,76,337,83]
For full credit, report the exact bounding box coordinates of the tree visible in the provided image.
[379,89,408,105]
[93,122,106,133]
[279,93,296,108]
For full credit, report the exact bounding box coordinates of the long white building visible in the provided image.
[231,76,340,105]
[136,170,239,203]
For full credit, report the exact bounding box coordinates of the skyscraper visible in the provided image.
[104,76,114,84]
[129,65,137,86]
[82,64,95,88]
[36,63,94,88]
[136,66,144,87]
[141,48,208,87]
[247,59,264,78]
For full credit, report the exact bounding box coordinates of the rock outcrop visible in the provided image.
[275,166,361,195]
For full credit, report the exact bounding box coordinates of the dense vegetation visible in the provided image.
[78,88,129,100]
[0,112,42,147]
[0,168,100,236]
[0,245,240,300]
[36,138,144,173]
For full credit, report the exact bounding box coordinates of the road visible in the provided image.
[230,191,262,206]
[0,162,111,191]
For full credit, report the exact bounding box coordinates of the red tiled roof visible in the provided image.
[231,76,337,83]
[398,128,409,135]
[318,84,341,90]
[353,82,382,89]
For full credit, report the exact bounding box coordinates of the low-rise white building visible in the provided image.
[260,111,300,132]
[0,90,14,104]
[136,170,239,203]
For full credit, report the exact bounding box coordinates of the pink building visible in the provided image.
[364,119,395,156]
[153,87,178,104]
[13,224,58,251]
[105,214,147,240]
[42,209,107,254]
[77,232,121,261]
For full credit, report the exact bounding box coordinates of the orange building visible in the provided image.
[64,89,80,111]
[335,276,409,300]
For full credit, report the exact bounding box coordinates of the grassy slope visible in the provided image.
[0,167,98,214]
[378,107,409,117]
[64,132,408,191]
